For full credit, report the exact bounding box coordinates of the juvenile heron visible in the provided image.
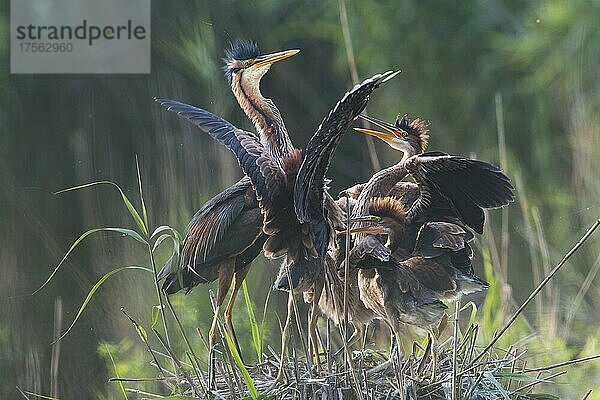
[348,197,486,302]
[159,41,299,357]
[344,114,514,370]
[351,114,515,240]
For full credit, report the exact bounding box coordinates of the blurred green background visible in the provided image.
[1,0,599,398]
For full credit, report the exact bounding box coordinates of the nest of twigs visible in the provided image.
[114,317,579,400]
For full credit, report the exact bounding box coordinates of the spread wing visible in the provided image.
[155,98,286,219]
[403,256,456,293]
[181,178,251,266]
[413,221,474,258]
[294,71,399,223]
[404,152,515,233]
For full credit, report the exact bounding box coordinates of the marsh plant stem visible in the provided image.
[147,242,171,349]
[472,218,600,364]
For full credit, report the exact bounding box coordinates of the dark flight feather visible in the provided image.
[155,98,284,213]
[405,153,515,233]
[294,70,399,224]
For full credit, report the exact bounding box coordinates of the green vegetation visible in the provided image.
[1,0,599,398]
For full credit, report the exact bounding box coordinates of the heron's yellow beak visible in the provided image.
[353,127,396,141]
[254,49,300,67]
[354,114,404,141]
[348,215,382,224]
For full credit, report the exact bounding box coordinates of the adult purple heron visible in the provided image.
[158,41,299,357]
[157,71,397,383]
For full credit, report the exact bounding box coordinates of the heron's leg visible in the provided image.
[332,323,362,359]
[208,261,234,386]
[416,331,433,376]
[271,291,294,387]
[353,323,364,350]
[209,262,235,347]
[224,263,251,364]
[429,331,438,381]
[367,320,400,376]
[309,280,324,373]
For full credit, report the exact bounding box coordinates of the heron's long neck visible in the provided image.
[352,161,408,219]
[349,160,408,243]
[231,73,294,162]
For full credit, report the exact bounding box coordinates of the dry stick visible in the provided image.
[507,347,517,391]
[109,377,167,383]
[50,297,62,399]
[121,308,166,379]
[124,388,163,398]
[512,370,567,394]
[284,262,312,377]
[153,327,202,397]
[451,301,460,400]
[343,196,351,375]
[524,354,600,373]
[463,368,486,399]
[562,252,600,338]
[207,290,218,388]
[164,294,208,392]
[495,92,509,284]
[338,0,380,172]
[472,218,600,364]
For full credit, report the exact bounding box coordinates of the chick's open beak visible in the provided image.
[353,127,396,141]
[349,215,382,224]
[253,49,300,67]
[354,114,404,142]
[335,215,384,236]
[336,226,388,236]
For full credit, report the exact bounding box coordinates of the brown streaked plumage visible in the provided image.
[340,234,448,336]
[156,71,396,384]
[356,196,486,301]
[158,41,299,359]
[315,234,385,348]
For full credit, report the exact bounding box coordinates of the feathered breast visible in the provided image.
[282,149,303,191]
